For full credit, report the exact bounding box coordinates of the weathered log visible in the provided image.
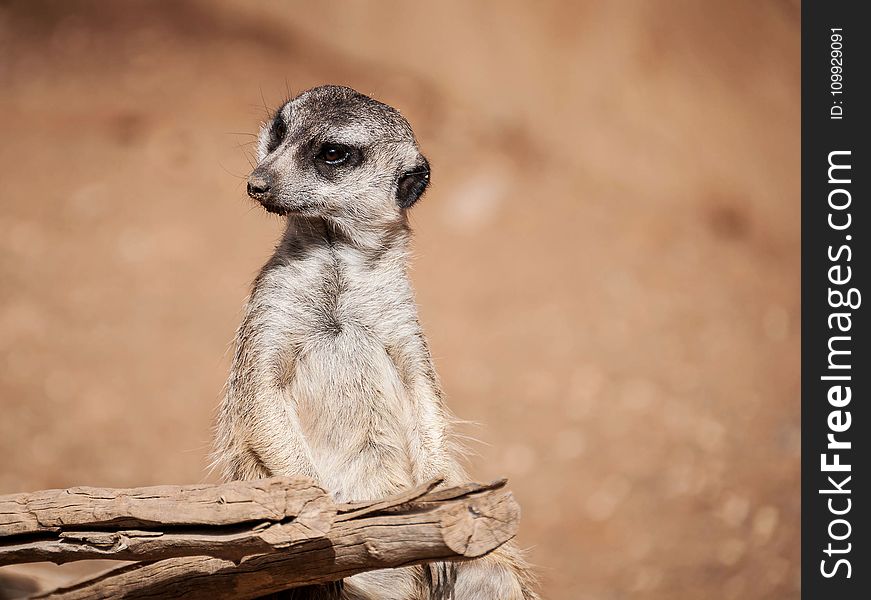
[0,478,328,537]
[0,478,334,566]
[27,479,518,600]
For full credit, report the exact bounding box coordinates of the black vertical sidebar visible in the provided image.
[802,2,869,598]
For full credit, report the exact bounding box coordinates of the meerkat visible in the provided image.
[214,85,537,600]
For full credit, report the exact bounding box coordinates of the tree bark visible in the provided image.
[0,478,329,537]
[0,478,519,600]
[0,478,333,566]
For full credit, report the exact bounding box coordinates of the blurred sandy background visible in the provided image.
[0,1,799,598]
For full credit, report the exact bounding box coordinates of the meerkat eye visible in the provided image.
[316,143,351,165]
[267,118,287,153]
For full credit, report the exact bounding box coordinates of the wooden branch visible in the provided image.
[0,478,334,566]
[0,477,328,536]
[26,479,518,600]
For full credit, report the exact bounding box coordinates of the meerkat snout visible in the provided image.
[246,170,273,199]
[248,85,431,222]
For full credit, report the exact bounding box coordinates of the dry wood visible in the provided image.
[0,478,328,537]
[25,479,518,600]
[0,478,334,566]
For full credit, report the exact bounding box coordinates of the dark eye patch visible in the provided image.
[316,143,351,165]
[312,142,363,179]
[266,116,287,154]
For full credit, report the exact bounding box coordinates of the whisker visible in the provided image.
[259,85,275,120]
[216,159,248,180]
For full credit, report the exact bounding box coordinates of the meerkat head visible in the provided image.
[246,85,430,229]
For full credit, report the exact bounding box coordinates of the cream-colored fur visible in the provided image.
[214,86,536,600]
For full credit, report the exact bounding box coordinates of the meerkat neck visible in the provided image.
[280,215,412,261]
[257,215,421,343]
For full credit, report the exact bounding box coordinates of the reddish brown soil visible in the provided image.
[0,1,799,598]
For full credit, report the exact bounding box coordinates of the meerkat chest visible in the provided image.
[291,328,420,500]
[266,252,411,341]
[262,257,422,499]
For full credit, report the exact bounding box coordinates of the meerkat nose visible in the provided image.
[247,171,273,198]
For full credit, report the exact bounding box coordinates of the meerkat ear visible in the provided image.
[396,157,430,209]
